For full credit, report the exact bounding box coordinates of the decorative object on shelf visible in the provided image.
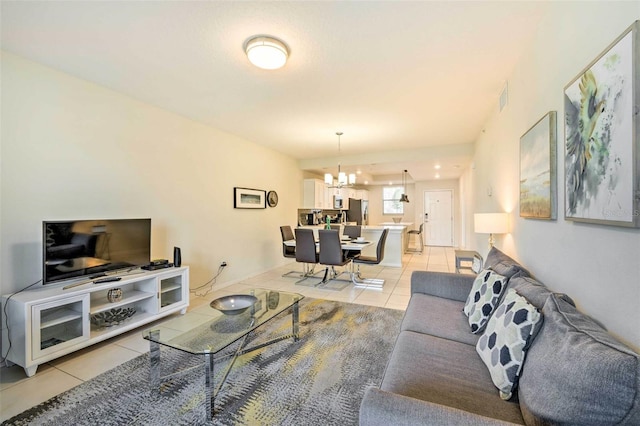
[399,170,410,203]
[91,307,136,328]
[234,187,266,209]
[324,132,356,188]
[564,21,639,228]
[267,190,278,207]
[474,213,509,249]
[520,111,557,220]
[244,36,289,70]
[210,294,258,315]
[107,288,123,303]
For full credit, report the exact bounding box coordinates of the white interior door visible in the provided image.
[423,190,453,246]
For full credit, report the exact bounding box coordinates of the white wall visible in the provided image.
[471,4,640,349]
[0,52,303,301]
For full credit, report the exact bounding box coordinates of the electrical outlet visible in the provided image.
[220,261,227,267]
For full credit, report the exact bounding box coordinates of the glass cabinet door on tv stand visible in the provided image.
[31,294,90,363]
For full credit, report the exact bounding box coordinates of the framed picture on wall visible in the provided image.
[234,187,266,209]
[520,111,557,220]
[564,21,639,227]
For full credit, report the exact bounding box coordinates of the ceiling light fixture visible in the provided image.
[245,36,289,70]
[324,132,356,188]
[399,170,410,203]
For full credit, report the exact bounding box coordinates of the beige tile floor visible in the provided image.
[0,246,460,421]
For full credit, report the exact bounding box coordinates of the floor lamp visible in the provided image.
[474,213,508,249]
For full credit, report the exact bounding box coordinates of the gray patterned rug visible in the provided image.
[4,298,403,425]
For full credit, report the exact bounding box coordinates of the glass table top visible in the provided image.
[143,288,303,355]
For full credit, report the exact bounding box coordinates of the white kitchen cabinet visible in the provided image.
[303,179,327,209]
[356,189,369,201]
[2,267,189,377]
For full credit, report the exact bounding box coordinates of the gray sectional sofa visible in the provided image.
[359,247,640,425]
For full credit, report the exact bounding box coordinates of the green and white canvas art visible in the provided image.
[564,22,639,227]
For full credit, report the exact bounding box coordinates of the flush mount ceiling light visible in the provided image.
[245,36,289,70]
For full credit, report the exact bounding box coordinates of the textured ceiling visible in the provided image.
[1,1,548,182]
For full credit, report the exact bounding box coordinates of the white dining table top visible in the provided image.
[283,238,373,250]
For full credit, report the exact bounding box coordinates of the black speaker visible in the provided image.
[173,246,181,267]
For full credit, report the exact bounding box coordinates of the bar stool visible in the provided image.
[406,223,424,253]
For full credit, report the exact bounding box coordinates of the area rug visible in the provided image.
[4,298,404,425]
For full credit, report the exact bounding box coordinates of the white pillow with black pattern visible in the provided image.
[463,269,507,333]
[476,288,543,400]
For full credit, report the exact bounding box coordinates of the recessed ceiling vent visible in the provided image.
[499,82,509,112]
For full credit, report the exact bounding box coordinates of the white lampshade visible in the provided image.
[338,172,347,185]
[474,213,508,248]
[245,36,288,70]
[474,213,509,234]
[348,173,356,185]
[324,173,333,185]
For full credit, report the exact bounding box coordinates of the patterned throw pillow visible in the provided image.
[476,288,543,400]
[463,269,507,333]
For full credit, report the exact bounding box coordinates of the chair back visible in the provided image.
[280,226,295,258]
[329,224,341,233]
[280,225,295,241]
[318,229,347,266]
[417,223,424,234]
[294,228,318,264]
[375,228,389,262]
[344,225,361,239]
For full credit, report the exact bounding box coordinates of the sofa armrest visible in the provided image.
[410,271,475,302]
[359,387,519,426]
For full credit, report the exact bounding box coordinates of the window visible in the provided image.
[383,186,404,215]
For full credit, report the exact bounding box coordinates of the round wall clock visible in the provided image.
[267,190,278,207]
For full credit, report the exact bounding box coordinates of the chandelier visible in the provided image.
[324,132,356,188]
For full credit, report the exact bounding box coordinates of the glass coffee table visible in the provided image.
[143,289,303,420]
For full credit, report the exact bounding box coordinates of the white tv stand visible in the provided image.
[2,266,189,377]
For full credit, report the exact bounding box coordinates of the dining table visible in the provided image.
[283,236,383,287]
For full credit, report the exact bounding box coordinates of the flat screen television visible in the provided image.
[43,219,151,285]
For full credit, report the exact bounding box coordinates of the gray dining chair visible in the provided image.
[343,225,362,258]
[280,226,299,278]
[353,228,389,287]
[318,229,354,288]
[294,228,321,284]
[343,225,361,239]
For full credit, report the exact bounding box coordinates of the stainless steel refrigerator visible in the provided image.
[347,198,368,225]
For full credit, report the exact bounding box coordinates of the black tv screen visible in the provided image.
[43,219,151,285]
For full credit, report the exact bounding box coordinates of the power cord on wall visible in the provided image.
[1,279,43,366]
[190,264,226,298]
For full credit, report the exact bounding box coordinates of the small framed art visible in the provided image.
[234,187,266,209]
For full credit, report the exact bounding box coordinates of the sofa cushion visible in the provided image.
[381,330,525,424]
[507,276,574,310]
[476,289,542,401]
[402,293,479,346]
[518,294,640,425]
[484,247,530,279]
[464,269,508,333]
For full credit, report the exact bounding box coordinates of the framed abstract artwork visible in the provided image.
[520,111,557,220]
[234,187,266,209]
[564,21,639,227]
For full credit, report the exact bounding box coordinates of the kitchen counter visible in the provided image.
[360,226,408,267]
[379,222,414,227]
